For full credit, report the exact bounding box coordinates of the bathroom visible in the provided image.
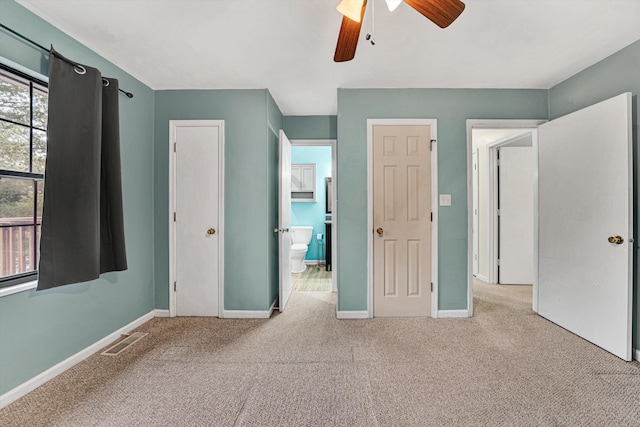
[289,144,333,292]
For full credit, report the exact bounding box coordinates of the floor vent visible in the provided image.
[101,332,148,356]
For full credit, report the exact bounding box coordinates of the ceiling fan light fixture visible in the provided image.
[336,0,366,23]
[385,0,402,12]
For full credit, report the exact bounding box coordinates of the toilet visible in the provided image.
[290,226,313,274]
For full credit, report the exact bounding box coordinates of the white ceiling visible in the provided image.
[16,0,640,115]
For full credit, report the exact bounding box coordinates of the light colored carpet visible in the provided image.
[2,281,640,426]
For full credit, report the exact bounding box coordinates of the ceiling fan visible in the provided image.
[334,0,465,62]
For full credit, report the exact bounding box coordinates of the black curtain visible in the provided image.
[37,49,127,291]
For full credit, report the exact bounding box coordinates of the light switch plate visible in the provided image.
[439,194,452,206]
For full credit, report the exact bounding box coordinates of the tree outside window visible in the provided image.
[0,65,47,286]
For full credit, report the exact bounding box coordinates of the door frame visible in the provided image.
[290,139,338,295]
[168,120,225,318]
[466,120,545,316]
[367,119,438,318]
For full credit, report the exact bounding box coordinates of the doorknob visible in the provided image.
[608,235,624,244]
[376,227,384,236]
[207,228,216,235]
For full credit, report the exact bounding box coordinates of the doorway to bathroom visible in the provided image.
[289,139,336,296]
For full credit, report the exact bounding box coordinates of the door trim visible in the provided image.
[168,120,225,318]
[366,119,438,318]
[290,139,337,296]
[466,120,545,316]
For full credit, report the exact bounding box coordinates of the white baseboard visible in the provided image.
[337,310,369,319]
[0,310,155,410]
[437,309,470,318]
[223,299,276,319]
[634,348,639,362]
[304,260,319,265]
[153,309,170,318]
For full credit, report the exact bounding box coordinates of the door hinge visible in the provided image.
[430,212,433,222]
[174,281,177,292]
[430,282,433,292]
[174,142,177,152]
[430,139,436,152]
[497,209,500,216]
[497,259,500,266]
[173,212,176,222]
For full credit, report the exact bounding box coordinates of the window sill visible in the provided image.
[0,280,37,298]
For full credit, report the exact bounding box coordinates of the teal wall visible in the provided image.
[154,89,279,312]
[336,88,549,311]
[548,39,640,348]
[291,146,332,261]
[283,115,337,140]
[0,1,155,395]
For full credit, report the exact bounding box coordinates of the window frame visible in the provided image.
[0,63,48,290]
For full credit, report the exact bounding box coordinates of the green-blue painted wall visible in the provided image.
[153,89,281,312]
[283,115,337,140]
[548,39,640,348]
[0,1,155,396]
[336,89,549,311]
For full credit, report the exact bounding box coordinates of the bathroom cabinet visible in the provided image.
[291,163,316,201]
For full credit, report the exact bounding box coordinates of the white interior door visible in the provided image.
[175,125,220,316]
[373,125,431,317]
[472,149,479,276]
[538,92,632,360]
[279,130,292,312]
[498,146,533,284]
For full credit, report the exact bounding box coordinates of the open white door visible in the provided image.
[278,130,292,312]
[538,93,632,360]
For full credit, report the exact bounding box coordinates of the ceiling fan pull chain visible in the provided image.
[367,0,376,45]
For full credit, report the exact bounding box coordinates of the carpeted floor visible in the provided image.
[2,281,640,426]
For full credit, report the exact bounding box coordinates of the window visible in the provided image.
[0,64,48,288]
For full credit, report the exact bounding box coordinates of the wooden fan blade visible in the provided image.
[334,0,367,62]
[403,0,465,28]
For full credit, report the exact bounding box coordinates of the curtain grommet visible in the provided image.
[74,65,86,75]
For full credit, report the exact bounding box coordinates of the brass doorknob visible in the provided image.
[376,228,384,236]
[207,228,216,235]
[608,235,623,244]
